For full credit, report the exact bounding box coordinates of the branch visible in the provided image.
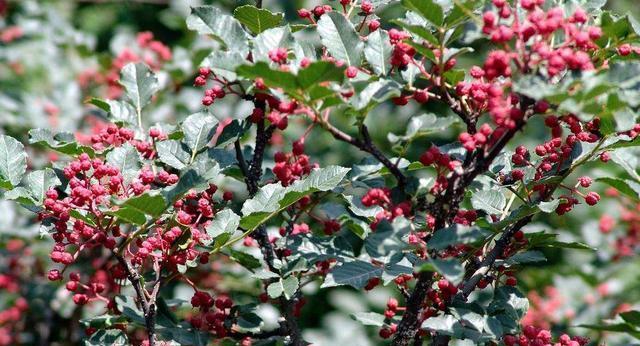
[320,119,407,190]
[392,97,535,346]
[114,252,157,346]
[238,101,304,345]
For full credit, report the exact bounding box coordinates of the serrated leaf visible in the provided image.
[24,168,61,203]
[389,113,459,144]
[106,143,141,184]
[421,314,457,332]
[0,135,27,189]
[201,51,244,82]
[205,209,240,242]
[80,314,128,328]
[215,120,246,148]
[401,0,444,26]
[228,249,262,269]
[182,112,219,154]
[187,6,249,54]
[235,309,263,333]
[621,311,640,326]
[251,26,294,63]
[28,129,94,156]
[322,260,383,289]
[240,166,350,230]
[351,312,386,327]
[426,258,464,285]
[428,225,488,250]
[364,29,392,76]
[120,62,159,120]
[156,140,191,170]
[83,329,129,346]
[233,5,283,34]
[610,148,640,181]
[90,98,137,125]
[297,61,346,89]
[504,251,546,265]
[596,177,640,201]
[471,190,506,215]
[267,276,299,299]
[110,193,166,226]
[317,12,364,66]
[365,217,410,260]
[236,62,299,93]
[488,286,529,320]
[351,79,402,110]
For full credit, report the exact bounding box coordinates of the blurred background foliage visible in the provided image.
[0,0,640,345]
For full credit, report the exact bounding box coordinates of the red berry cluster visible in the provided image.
[419,146,462,195]
[361,188,411,229]
[195,68,230,107]
[268,47,288,64]
[503,325,588,346]
[273,139,317,186]
[483,1,597,76]
[189,291,234,336]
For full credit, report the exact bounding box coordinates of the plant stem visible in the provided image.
[114,252,157,346]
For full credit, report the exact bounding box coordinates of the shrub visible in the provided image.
[1,0,640,345]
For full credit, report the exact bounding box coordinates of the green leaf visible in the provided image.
[90,98,137,125]
[620,311,640,326]
[421,314,457,333]
[351,79,402,110]
[187,6,249,54]
[471,190,506,215]
[297,61,346,90]
[233,5,283,34]
[182,112,219,154]
[427,258,464,285]
[236,62,299,93]
[388,113,459,143]
[267,276,299,299]
[365,217,411,260]
[235,308,264,333]
[28,129,94,156]
[488,286,529,320]
[428,225,488,250]
[317,12,364,66]
[205,209,240,243]
[596,177,640,201]
[364,29,392,76]
[351,312,387,327]
[227,249,262,269]
[119,62,159,118]
[110,193,166,226]
[578,321,640,339]
[322,260,383,289]
[401,0,444,27]
[392,20,439,46]
[251,26,294,63]
[201,51,245,82]
[504,251,546,265]
[240,166,350,230]
[0,135,27,189]
[610,148,640,181]
[156,140,191,170]
[24,168,61,204]
[80,314,128,328]
[83,329,129,346]
[162,169,210,204]
[215,120,246,148]
[106,143,141,184]
[526,231,595,251]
